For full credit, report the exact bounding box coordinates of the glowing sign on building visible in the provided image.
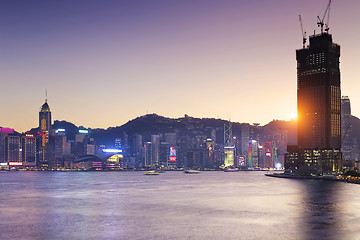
[55,129,65,133]
[206,139,214,156]
[0,128,14,134]
[9,162,23,166]
[169,147,176,162]
[79,129,89,134]
[102,149,123,153]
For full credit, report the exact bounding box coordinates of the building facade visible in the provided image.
[286,32,342,174]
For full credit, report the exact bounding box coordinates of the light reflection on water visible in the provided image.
[1,171,360,240]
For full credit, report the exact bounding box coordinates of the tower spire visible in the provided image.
[45,88,48,103]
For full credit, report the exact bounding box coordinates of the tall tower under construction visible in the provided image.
[285,1,342,174]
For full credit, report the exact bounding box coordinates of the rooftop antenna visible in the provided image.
[299,15,307,48]
[317,0,332,34]
[45,88,48,103]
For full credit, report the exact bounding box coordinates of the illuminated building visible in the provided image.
[205,138,214,168]
[159,142,170,167]
[224,121,235,167]
[224,146,235,167]
[105,154,123,169]
[0,128,14,163]
[4,134,21,166]
[144,142,152,167]
[341,96,352,163]
[168,146,177,167]
[297,33,341,151]
[22,134,37,166]
[132,134,143,167]
[151,135,160,166]
[38,100,52,168]
[286,31,342,174]
[264,142,274,168]
[115,138,122,149]
[185,150,203,168]
[241,125,250,165]
[248,140,259,168]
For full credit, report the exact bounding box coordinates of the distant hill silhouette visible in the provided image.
[8,113,359,154]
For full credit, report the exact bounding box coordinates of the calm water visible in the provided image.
[1,171,360,240]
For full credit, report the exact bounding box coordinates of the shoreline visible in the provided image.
[265,173,360,184]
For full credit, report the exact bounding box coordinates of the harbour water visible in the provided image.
[1,171,360,240]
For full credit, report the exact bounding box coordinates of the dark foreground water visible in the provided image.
[1,171,360,240]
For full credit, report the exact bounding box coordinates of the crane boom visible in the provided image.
[317,0,332,33]
[299,15,306,48]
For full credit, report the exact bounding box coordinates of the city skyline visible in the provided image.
[1,0,360,132]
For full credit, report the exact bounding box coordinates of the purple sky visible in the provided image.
[1,0,360,132]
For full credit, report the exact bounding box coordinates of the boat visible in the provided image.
[144,170,159,175]
[184,169,200,174]
[224,168,237,172]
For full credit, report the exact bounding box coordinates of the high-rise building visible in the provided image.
[144,142,152,167]
[248,140,259,168]
[224,121,235,167]
[4,134,21,165]
[164,133,177,146]
[38,100,52,168]
[22,134,37,166]
[131,134,143,167]
[241,125,250,165]
[151,135,160,166]
[205,138,214,168]
[297,33,341,150]
[0,128,14,163]
[159,142,170,167]
[286,32,342,174]
[341,96,352,162]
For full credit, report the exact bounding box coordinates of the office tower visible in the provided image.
[164,133,177,146]
[211,129,216,143]
[38,100,52,168]
[144,142,152,167]
[224,121,235,167]
[168,146,177,168]
[205,138,214,168]
[286,31,342,174]
[132,134,142,153]
[297,33,341,150]
[159,142,170,167]
[22,134,37,166]
[177,135,189,168]
[131,134,143,168]
[248,140,259,168]
[151,135,160,166]
[341,96,352,162]
[185,150,203,168]
[115,138,122,149]
[4,134,21,165]
[0,128,14,163]
[241,125,250,165]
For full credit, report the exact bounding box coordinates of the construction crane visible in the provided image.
[317,0,332,34]
[299,15,307,48]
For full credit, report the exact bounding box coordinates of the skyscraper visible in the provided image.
[38,100,52,168]
[297,33,341,150]
[22,134,37,166]
[286,32,342,174]
[341,96,352,162]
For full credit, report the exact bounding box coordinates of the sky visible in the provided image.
[1,0,360,132]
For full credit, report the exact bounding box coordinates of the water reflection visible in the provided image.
[299,180,344,240]
[1,172,360,239]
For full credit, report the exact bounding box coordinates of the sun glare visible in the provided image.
[290,113,297,120]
